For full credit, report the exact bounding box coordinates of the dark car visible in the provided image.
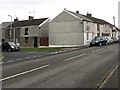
[2,42,20,52]
[90,36,108,46]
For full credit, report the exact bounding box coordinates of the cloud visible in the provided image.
[0,0,54,9]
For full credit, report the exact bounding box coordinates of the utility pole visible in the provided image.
[8,15,12,41]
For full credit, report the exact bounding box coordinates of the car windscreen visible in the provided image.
[8,42,16,46]
[92,37,100,40]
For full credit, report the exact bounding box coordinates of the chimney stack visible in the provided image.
[29,16,34,20]
[14,17,19,22]
[86,12,92,17]
[76,10,79,14]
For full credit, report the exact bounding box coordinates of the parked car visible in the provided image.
[118,37,120,43]
[2,42,20,52]
[90,36,108,46]
[103,36,113,44]
[112,37,118,43]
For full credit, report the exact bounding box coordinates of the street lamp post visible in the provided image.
[8,15,13,41]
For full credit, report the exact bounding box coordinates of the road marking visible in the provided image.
[7,60,15,63]
[98,64,118,89]
[64,54,86,61]
[77,54,86,57]
[28,52,37,53]
[96,48,103,52]
[92,50,96,52]
[25,57,31,60]
[0,62,4,64]
[33,56,37,58]
[38,55,42,57]
[19,59,23,61]
[92,48,103,52]
[0,64,50,82]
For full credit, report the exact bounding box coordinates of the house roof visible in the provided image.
[65,10,113,26]
[65,10,92,22]
[9,18,49,27]
[85,15,112,25]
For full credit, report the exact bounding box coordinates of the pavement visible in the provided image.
[1,43,119,88]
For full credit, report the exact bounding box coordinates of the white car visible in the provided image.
[105,36,113,44]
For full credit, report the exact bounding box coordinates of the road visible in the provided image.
[1,44,119,89]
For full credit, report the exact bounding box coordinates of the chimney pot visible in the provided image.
[76,10,79,14]
[87,13,92,17]
[29,16,34,20]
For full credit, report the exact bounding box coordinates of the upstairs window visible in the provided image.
[24,28,28,35]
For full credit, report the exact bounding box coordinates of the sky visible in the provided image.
[0,0,120,27]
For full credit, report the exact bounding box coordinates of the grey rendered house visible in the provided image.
[0,22,11,42]
[7,16,50,47]
[49,9,118,47]
[49,9,95,47]
[85,14,113,37]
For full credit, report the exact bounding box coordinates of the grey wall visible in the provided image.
[49,11,83,47]
[19,20,49,47]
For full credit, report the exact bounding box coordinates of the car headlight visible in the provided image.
[11,46,15,48]
[95,41,99,43]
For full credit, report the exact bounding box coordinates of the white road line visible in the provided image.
[25,57,31,60]
[38,55,42,57]
[51,52,55,54]
[96,48,103,52]
[33,56,37,58]
[19,59,23,61]
[7,60,15,63]
[28,52,37,53]
[77,54,86,57]
[0,64,50,82]
[64,54,86,61]
[92,51,96,52]
[0,62,4,64]
[98,65,118,89]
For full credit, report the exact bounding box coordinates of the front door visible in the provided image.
[34,37,38,47]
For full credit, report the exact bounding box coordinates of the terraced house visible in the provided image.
[49,9,119,47]
[6,16,50,47]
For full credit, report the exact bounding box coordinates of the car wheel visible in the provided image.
[99,43,102,46]
[7,48,11,52]
[90,44,92,47]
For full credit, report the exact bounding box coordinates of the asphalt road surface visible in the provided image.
[1,44,119,89]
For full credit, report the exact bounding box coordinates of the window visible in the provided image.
[25,37,28,43]
[24,28,28,35]
[97,24,100,31]
[97,33,100,36]
[87,33,89,40]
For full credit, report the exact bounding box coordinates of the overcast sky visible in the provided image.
[0,0,119,27]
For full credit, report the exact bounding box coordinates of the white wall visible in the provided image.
[83,21,96,45]
[49,11,84,47]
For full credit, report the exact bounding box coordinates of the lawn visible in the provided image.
[20,47,63,52]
